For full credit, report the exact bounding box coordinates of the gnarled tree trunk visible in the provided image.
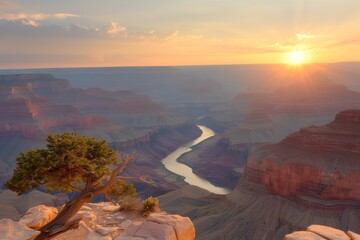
[34,174,99,240]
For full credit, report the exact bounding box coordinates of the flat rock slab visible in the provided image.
[348,231,360,240]
[95,225,120,236]
[285,231,327,240]
[102,205,120,212]
[307,225,350,240]
[0,218,39,240]
[148,213,195,240]
[134,220,177,240]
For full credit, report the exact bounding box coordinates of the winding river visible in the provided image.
[162,125,230,195]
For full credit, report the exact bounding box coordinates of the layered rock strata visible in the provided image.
[160,111,360,239]
[245,109,360,201]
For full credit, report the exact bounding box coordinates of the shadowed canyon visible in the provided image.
[1,63,360,239]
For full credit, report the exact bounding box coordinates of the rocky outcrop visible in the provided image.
[19,205,58,230]
[285,225,360,240]
[0,202,195,240]
[245,109,360,201]
[0,74,103,138]
[118,213,195,240]
[0,189,68,220]
[0,218,39,240]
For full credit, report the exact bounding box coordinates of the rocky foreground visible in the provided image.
[0,202,195,240]
[286,225,360,240]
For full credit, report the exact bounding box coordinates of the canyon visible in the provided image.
[160,110,360,239]
[178,75,360,189]
[1,66,360,239]
[246,109,360,201]
[0,74,200,196]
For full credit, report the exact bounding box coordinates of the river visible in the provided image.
[161,125,230,195]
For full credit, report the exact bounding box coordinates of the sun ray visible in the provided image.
[288,50,305,65]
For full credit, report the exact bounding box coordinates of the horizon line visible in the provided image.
[0,61,360,71]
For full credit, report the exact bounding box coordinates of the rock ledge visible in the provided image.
[0,202,195,240]
[285,225,360,240]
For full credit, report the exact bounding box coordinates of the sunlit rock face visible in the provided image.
[244,109,360,201]
[285,224,360,240]
[0,74,102,138]
[0,73,184,140]
[0,202,195,240]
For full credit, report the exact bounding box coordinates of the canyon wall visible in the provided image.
[245,109,360,201]
[160,110,360,240]
[0,74,193,195]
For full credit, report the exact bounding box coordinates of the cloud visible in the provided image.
[0,1,16,9]
[326,38,360,49]
[0,12,78,26]
[19,18,38,27]
[164,31,179,41]
[295,32,322,41]
[105,21,127,37]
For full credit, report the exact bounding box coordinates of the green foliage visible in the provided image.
[4,132,150,239]
[120,198,142,212]
[6,132,119,194]
[108,179,137,201]
[141,196,159,217]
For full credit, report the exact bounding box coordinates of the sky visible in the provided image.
[0,0,360,68]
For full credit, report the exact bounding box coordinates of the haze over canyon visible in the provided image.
[0,63,360,239]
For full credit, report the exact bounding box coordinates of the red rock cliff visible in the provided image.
[244,110,360,201]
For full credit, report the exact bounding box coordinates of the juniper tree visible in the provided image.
[6,132,151,240]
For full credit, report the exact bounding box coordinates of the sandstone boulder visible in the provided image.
[132,220,177,240]
[117,213,195,240]
[347,231,360,240]
[19,205,58,229]
[307,225,350,240]
[1,202,196,240]
[0,218,39,240]
[285,231,326,240]
[285,225,360,240]
[148,213,195,240]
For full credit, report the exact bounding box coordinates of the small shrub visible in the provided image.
[141,196,159,217]
[120,198,141,211]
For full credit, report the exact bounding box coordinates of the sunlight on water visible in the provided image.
[162,125,230,195]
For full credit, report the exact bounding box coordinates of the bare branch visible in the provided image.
[117,176,156,187]
[94,151,136,194]
[108,151,136,183]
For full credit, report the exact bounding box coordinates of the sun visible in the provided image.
[288,50,305,65]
